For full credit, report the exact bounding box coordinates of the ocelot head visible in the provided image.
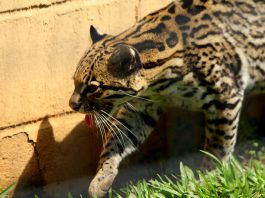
[69,26,147,114]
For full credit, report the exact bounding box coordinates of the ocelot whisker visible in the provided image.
[126,102,138,112]
[93,111,105,144]
[97,114,107,136]
[91,111,98,137]
[97,112,126,149]
[100,109,138,140]
[99,112,127,148]
[94,112,109,143]
[95,111,122,143]
[100,112,136,148]
[120,91,155,102]
[97,114,116,144]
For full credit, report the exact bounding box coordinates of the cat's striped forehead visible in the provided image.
[73,44,109,84]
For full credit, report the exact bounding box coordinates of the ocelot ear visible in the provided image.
[107,44,142,78]
[90,25,106,44]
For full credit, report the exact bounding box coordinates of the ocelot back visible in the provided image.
[69,0,265,197]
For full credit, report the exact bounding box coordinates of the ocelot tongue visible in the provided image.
[85,115,93,128]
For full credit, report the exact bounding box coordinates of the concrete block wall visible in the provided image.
[0,0,173,196]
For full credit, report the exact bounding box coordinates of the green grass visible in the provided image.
[110,154,265,198]
[5,146,265,198]
[0,183,15,198]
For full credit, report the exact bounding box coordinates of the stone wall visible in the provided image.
[0,0,173,196]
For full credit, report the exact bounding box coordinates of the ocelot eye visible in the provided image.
[81,84,99,96]
[86,85,98,93]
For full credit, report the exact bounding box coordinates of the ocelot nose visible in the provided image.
[69,101,81,111]
[69,93,81,111]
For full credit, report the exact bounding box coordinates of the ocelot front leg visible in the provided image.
[203,94,243,168]
[89,102,159,197]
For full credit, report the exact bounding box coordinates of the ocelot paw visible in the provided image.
[88,168,118,198]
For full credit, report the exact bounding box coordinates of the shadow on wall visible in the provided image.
[11,110,204,198]
[13,117,103,198]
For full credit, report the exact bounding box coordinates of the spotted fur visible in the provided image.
[69,0,265,197]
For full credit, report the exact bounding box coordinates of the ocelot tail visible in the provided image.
[69,0,265,197]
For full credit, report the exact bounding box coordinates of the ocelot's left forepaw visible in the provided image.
[88,168,118,198]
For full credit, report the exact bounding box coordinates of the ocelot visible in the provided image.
[69,0,265,197]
